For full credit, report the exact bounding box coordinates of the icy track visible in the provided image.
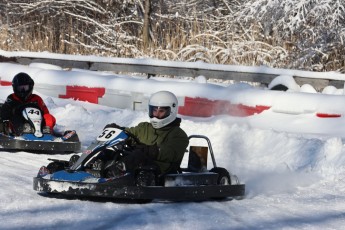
[1,89,345,230]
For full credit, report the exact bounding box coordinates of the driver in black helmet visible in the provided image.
[0,72,56,135]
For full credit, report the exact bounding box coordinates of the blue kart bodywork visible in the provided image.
[0,130,81,153]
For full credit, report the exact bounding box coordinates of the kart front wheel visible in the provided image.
[135,170,156,187]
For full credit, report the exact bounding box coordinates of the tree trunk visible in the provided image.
[142,0,151,50]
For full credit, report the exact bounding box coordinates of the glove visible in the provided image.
[137,144,159,160]
[104,123,121,129]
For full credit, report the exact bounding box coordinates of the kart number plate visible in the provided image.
[97,128,121,141]
[25,108,41,119]
[23,107,43,138]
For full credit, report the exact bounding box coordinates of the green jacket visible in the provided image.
[126,118,189,173]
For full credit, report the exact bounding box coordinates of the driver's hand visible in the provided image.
[104,123,122,129]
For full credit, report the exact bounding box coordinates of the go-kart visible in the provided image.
[0,104,81,153]
[33,127,245,201]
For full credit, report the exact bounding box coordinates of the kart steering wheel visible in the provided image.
[122,128,142,145]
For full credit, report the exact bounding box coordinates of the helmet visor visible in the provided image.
[17,85,30,91]
[149,106,171,119]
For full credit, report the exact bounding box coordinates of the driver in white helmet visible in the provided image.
[104,91,189,176]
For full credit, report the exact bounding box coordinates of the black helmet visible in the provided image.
[12,72,34,101]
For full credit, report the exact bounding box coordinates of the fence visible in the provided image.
[1,50,345,90]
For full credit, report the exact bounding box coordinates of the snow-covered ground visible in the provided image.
[1,65,345,229]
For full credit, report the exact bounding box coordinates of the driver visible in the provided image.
[0,72,56,135]
[104,90,189,176]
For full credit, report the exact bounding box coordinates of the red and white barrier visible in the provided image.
[59,86,105,104]
[0,62,343,118]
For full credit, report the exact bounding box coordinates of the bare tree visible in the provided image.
[1,0,345,72]
[142,0,151,49]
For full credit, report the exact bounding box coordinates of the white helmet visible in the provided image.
[149,91,178,129]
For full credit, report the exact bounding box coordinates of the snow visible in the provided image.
[1,60,345,229]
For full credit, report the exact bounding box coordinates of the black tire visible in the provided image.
[270,84,288,91]
[69,154,80,167]
[134,170,156,203]
[135,170,156,187]
[209,167,232,200]
[210,167,231,185]
[46,161,66,173]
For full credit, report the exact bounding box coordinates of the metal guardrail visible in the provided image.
[1,51,344,90]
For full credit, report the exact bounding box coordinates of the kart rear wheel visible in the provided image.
[210,167,231,185]
[209,167,232,200]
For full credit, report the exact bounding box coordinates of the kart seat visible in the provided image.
[182,146,208,173]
